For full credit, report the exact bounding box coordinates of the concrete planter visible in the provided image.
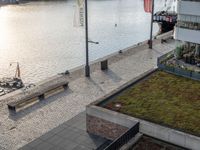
[174,67,191,77]
[158,63,200,81]
[86,105,200,150]
[158,58,200,81]
[191,71,200,80]
[157,63,166,70]
[157,51,174,64]
[157,50,200,81]
[86,106,133,140]
[165,65,175,72]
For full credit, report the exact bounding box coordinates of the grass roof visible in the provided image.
[104,71,200,136]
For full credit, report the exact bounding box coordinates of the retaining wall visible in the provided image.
[86,105,138,140]
[86,105,200,150]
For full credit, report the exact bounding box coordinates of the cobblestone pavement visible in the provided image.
[0,39,177,150]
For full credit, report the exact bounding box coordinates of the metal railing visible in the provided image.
[102,122,139,150]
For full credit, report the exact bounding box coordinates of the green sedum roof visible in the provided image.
[104,71,200,136]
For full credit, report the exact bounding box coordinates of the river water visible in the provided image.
[0,0,166,83]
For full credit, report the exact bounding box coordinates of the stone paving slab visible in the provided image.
[19,112,110,150]
[0,38,177,150]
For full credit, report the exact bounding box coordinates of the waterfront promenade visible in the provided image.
[0,35,176,150]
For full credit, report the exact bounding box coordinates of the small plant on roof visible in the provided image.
[174,45,183,59]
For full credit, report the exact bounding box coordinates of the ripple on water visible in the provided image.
[0,0,166,83]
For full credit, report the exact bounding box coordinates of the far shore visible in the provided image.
[0,0,68,7]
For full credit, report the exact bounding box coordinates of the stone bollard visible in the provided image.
[101,60,108,70]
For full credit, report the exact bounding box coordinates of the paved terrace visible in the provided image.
[20,111,111,150]
[0,35,177,150]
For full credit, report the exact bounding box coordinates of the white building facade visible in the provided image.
[174,0,200,45]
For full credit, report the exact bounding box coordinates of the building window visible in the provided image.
[177,21,200,30]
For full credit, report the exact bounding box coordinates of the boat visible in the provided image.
[153,0,177,33]
[0,62,24,97]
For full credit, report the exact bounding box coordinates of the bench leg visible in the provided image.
[8,105,16,113]
[63,83,69,90]
[38,94,45,100]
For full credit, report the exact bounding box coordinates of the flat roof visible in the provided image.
[103,71,200,136]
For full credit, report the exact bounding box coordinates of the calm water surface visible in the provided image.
[0,0,165,83]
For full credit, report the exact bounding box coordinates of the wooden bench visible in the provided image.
[38,80,68,99]
[7,76,68,112]
[7,91,41,112]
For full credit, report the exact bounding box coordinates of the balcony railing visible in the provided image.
[176,21,200,30]
[177,0,200,16]
[101,122,140,150]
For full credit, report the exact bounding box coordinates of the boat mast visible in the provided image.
[10,62,21,79]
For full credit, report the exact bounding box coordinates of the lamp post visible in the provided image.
[84,0,99,77]
[149,0,154,49]
[84,0,90,77]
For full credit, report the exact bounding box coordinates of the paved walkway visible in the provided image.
[0,38,177,150]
